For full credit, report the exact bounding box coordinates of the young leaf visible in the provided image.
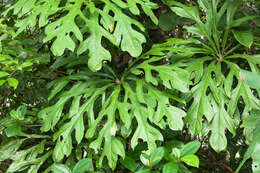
[180,155,199,168]
[7,78,18,89]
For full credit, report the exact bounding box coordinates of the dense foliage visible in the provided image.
[0,0,260,172]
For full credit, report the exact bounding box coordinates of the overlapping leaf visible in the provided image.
[7,0,158,71]
[168,0,260,152]
[38,49,188,169]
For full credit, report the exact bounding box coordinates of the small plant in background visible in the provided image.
[120,141,201,173]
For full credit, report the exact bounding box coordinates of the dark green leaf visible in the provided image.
[72,158,94,173]
[120,156,137,172]
[232,29,253,48]
[163,162,179,173]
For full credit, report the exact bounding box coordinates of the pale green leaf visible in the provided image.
[51,164,72,173]
[7,78,18,89]
[240,69,260,90]
[0,71,9,78]
[0,80,5,86]
[0,139,24,161]
[72,158,94,173]
[43,2,83,56]
[181,155,199,168]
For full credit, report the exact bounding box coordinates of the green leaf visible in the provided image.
[72,158,94,173]
[236,110,260,173]
[252,144,260,173]
[172,148,181,158]
[10,0,157,72]
[240,69,260,89]
[120,156,137,172]
[181,155,199,168]
[10,105,27,120]
[171,6,200,22]
[48,80,69,101]
[123,82,163,153]
[231,16,257,28]
[185,64,214,135]
[98,137,125,170]
[0,79,5,86]
[86,86,125,170]
[0,71,9,78]
[134,57,190,92]
[111,3,146,58]
[159,11,178,31]
[180,141,201,157]
[135,169,151,173]
[7,78,19,89]
[163,162,179,173]
[7,150,52,173]
[10,110,24,120]
[77,12,112,72]
[209,94,235,152]
[39,82,89,132]
[5,122,22,137]
[0,139,24,161]
[51,164,72,173]
[150,147,165,166]
[43,2,83,56]
[178,164,192,173]
[232,29,253,48]
[53,140,66,162]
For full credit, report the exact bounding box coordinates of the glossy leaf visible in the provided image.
[7,78,18,89]
[181,155,199,168]
[163,162,179,173]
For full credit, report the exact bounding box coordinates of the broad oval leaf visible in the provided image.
[51,164,72,173]
[72,158,94,173]
[180,155,199,168]
[163,162,179,173]
[180,141,201,157]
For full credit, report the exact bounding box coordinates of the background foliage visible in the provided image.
[0,0,260,172]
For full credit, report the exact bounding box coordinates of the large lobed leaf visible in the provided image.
[38,51,188,169]
[7,0,158,71]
